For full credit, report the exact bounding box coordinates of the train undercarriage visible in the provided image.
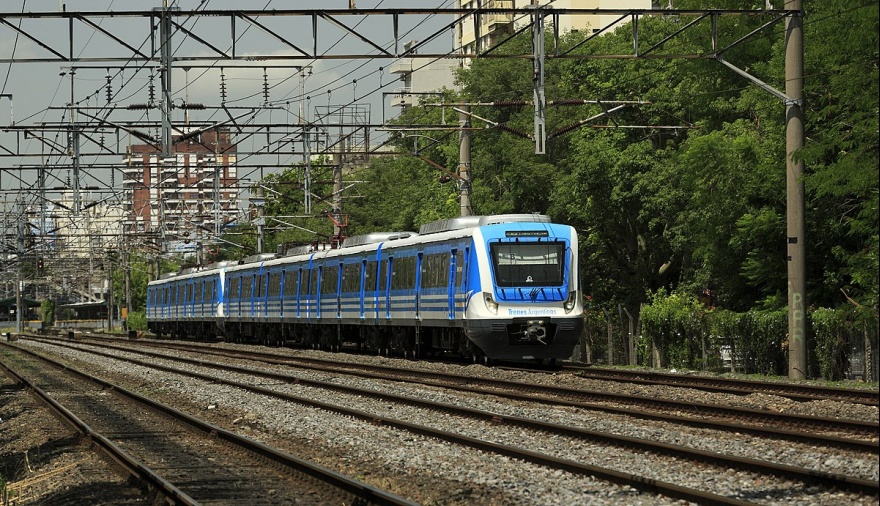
[147,318,564,364]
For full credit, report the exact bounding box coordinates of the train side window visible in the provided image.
[284,269,298,296]
[366,261,377,291]
[309,268,318,297]
[380,259,389,291]
[243,276,253,299]
[269,272,281,297]
[407,256,416,288]
[254,274,264,298]
[322,265,339,294]
[342,263,360,292]
[422,253,449,289]
[392,256,416,290]
[460,248,469,289]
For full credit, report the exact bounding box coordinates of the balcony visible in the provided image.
[485,1,513,30]
[389,59,413,75]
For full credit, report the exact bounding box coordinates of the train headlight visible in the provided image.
[563,291,577,314]
[483,292,499,314]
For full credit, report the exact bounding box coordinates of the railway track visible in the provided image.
[550,365,880,406]
[0,341,416,506]
[10,336,879,505]
[57,334,877,448]
[73,330,879,405]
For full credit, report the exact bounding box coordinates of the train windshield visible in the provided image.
[490,242,565,287]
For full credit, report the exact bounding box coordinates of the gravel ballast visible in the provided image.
[7,339,879,505]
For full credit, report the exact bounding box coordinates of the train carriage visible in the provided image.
[147,214,583,363]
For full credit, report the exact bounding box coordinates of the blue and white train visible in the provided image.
[146,214,583,363]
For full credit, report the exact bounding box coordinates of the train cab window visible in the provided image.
[490,242,565,287]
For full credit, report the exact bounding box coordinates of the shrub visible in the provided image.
[126,311,148,331]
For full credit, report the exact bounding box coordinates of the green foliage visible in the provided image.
[40,299,55,328]
[236,2,877,378]
[640,290,707,369]
[113,252,161,312]
[126,311,148,332]
[811,308,849,381]
[709,308,788,376]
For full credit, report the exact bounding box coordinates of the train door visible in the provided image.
[335,262,342,319]
[309,265,318,321]
[295,268,303,319]
[415,252,423,318]
[262,272,269,318]
[448,249,457,320]
[316,265,322,319]
[359,259,367,319]
[190,281,196,318]
[384,257,393,320]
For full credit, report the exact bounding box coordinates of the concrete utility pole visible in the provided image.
[458,106,472,217]
[532,6,546,155]
[785,0,807,379]
[332,149,343,239]
[15,208,24,333]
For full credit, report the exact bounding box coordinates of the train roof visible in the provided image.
[418,214,550,235]
[149,214,560,283]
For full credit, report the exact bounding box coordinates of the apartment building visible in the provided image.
[122,128,238,251]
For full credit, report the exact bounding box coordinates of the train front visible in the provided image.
[466,221,583,362]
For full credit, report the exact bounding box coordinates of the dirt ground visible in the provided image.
[0,377,149,505]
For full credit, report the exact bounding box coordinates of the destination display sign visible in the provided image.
[505,230,549,237]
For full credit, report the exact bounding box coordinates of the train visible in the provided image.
[146,214,583,363]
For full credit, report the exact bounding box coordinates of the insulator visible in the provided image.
[105,74,113,103]
[220,70,227,104]
[549,122,583,138]
[497,123,530,139]
[262,69,269,105]
[548,100,586,106]
[127,103,152,110]
[148,73,156,105]
[180,103,205,110]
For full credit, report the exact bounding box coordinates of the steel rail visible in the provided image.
[555,365,880,406]
[0,340,418,506]
[17,337,880,500]
[0,349,200,506]
[109,337,879,440]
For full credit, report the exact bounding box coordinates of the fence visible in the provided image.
[574,304,879,383]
